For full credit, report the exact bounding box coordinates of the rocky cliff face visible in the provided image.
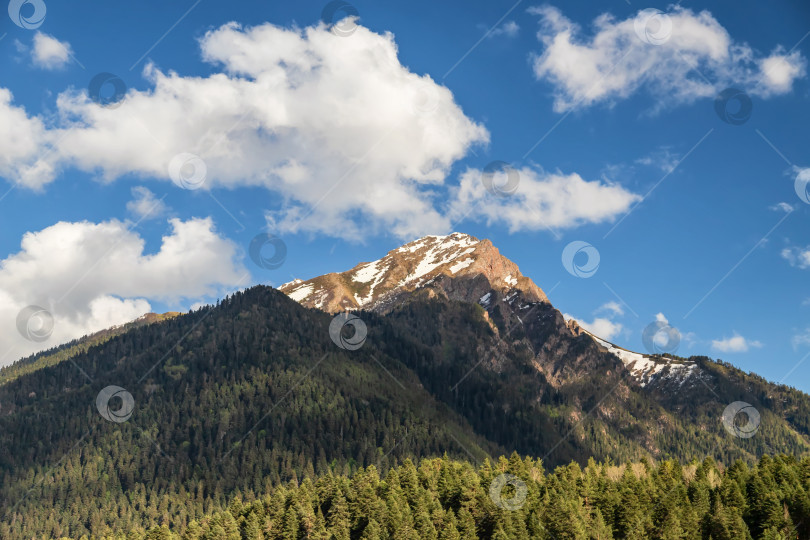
[280,232,702,390]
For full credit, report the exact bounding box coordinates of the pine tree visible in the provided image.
[327,492,351,540]
[439,511,461,540]
[281,504,299,540]
[360,519,383,540]
[456,507,478,540]
[240,511,262,540]
[589,507,613,540]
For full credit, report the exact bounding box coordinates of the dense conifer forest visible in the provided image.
[15,454,810,539]
[2,287,810,538]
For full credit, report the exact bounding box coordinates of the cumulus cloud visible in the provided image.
[636,149,679,173]
[0,21,488,240]
[0,217,246,366]
[565,300,628,340]
[487,21,520,39]
[681,331,698,349]
[759,53,805,93]
[0,89,49,188]
[530,6,806,112]
[13,39,27,55]
[793,328,810,350]
[449,165,640,232]
[781,247,810,269]
[583,317,623,340]
[127,186,168,220]
[596,301,624,316]
[0,19,649,239]
[770,202,794,213]
[565,313,623,340]
[711,333,763,353]
[31,32,73,70]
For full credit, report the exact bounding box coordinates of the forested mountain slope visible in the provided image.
[117,454,810,540]
[0,288,497,538]
[2,234,810,538]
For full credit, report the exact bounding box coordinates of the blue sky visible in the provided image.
[1,0,809,390]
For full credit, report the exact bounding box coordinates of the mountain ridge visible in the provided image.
[0,311,180,388]
[280,232,703,390]
[3,234,810,538]
[279,232,547,314]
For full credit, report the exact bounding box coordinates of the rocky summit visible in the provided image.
[281,232,700,389]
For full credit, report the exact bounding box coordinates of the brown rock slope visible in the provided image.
[279,232,547,314]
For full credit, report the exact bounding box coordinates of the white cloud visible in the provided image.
[681,331,698,348]
[636,149,679,173]
[781,247,810,269]
[13,39,27,54]
[711,333,763,353]
[31,32,72,70]
[596,301,624,316]
[565,314,623,340]
[449,165,640,232]
[759,53,805,94]
[565,300,627,340]
[793,328,810,350]
[487,21,520,39]
[0,89,50,188]
[770,202,794,213]
[649,312,696,348]
[529,6,806,112]
[126,186,168,220]
[0,19,651,240]
[0,21,488,240]
[0,217,246,366]
[190,300,211,311]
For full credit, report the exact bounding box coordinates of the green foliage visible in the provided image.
[0,312,179,387]
[0,289,493,539]
[13,454,810,539]
[3,286,810,539]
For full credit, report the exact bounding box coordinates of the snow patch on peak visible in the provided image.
[449,257,474,274]
[585,330,697,388]
[352,261,381,283]
[403,243,476,283]
[287,284,314,302]
[312,289,331,310]
[397,233,479,254]
[280,278,303,289]
[280,231,546,313]
[399,237,432,254]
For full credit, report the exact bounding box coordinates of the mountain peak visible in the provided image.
[280,232,548,313]
[281,232,701,391]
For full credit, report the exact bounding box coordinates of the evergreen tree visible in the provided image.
[326,492,351,540]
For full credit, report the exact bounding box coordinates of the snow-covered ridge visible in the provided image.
[396,233,478,255]
[581,328,697,388]
[450,258,474,274]
[280,233,488,310]
[287,284,314,302]
[280,278,303,289]
[352,261,381,284]
[279,232,548,314]
[361,233,481,304]
[403,244,476,285]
